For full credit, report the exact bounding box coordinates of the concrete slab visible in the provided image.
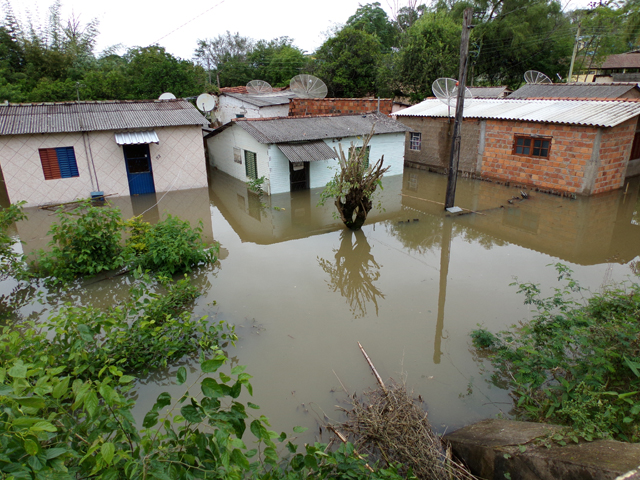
[445,419,640,480]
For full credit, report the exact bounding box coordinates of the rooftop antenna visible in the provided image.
[290,74,328,98]
[432,78,473,119]
[159,92,176,100]
[524,70,552,84]
[246,80,273,95]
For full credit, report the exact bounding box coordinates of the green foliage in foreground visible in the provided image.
[471,264,640,443]
[0,277,406,479]
[30,200,216,283]
[0,201,27,281]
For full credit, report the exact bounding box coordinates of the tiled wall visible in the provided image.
[0,126,208,207]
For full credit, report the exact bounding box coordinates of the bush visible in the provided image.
[32,200,125,282]
[124,215,216,275]
[471,264,640,442]
[0,202,27,280]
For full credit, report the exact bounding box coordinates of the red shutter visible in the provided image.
[39,149,61,180]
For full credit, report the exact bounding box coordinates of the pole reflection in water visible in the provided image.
[317,229,384,319]
[434,218,453,365]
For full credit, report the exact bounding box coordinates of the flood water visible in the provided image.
[4,167,640,443]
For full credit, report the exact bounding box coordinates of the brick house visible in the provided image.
[393,98,640,196]
[0,99,209,206]
[205,112,410,194]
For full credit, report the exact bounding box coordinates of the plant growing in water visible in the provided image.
[318,132,389,230]
[471,264,640,443]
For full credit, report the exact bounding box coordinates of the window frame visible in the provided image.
[244,150,258,180]
[39,147,79,180]
[512,135,551,159]
[409,132,422,151]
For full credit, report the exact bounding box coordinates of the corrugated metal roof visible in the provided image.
[468,86,510,98]
[277,141,338,162]
[601,52,640,70]
[0,100,208,135]
[114,130,159,145]
[235,112,411,143]
[392,98,640,128]
[223,91,297,108]
[508,83,639,99]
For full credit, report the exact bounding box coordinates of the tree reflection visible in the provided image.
[318,229,384,318]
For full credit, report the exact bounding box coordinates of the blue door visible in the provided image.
[123,144,155,195]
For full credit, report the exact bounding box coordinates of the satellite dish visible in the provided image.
[246,80,273,95]
[524,70,552,84]
[290,74,328,99]
[159,92,176,100]
[196,93,216,112]
[432,78,473,117]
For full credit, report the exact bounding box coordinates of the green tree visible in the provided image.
[313,27,382,97]
[247,37,307,86]
[123,45,204,99]
[346,2,398,51]
[194,31,253,87]
[378,12,461,101]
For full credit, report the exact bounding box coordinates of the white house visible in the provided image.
[0,99,209,207]
[213,87,296,125]
[205,112,411,194]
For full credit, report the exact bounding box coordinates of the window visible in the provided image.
[513,136,551,158]
[410,132,421,151]
[351,146,371,169]
[39,147,79,180]
[244,150,258,179]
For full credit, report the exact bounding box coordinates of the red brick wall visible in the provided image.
[289,98,393,116]
[592,118,636,194]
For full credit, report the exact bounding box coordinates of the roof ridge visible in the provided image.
[2,99,187,107]
[234,112,387,122]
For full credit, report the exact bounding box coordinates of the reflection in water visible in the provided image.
[434,218,452,365]
[318,229,384,318]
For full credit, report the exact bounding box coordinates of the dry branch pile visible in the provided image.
[329,343,477,480]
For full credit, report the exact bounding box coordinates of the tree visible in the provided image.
[378,12,461,101]
[318,133,389,230]
[123,46,204,99]
[247,37,307,86]
[345,2,398,51]
[313,27,382,97]
[194,31,253,87]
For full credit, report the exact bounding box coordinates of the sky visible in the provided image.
[13,0,592,61]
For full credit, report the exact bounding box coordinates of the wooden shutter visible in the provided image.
[56,147,79,178]
[39,148,61,180]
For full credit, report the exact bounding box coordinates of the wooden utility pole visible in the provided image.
[444,7,473,210]
[568,22,581,83]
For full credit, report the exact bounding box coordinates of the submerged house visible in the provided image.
[393,97,640,196]
[0,99,209,207]
[205,112,410,194]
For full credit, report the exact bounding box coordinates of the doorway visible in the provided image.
[289,161,309,191]
[123,144,155,195]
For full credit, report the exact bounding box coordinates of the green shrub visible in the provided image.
[32,200,125,282]
[471,264,640,442]
[125,215,216,275]
[0,201,27,280]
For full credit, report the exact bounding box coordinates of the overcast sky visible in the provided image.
[14,0,591,60]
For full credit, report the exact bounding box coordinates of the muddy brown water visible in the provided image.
[4,167,640,444]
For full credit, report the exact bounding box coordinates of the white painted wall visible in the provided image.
[0,125,208,207]
[206,125,272,193]
[207,126,406,195]
[214,95,289,125]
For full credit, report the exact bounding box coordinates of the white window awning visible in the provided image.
[115,130,159,145]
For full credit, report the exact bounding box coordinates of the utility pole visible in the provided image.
[444,7,473,210]
[568,22,582,83]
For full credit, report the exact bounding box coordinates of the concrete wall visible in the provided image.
[207,126,406,195]
[0,125,207,207]
[206,126,272,193]
[398,117,481,174]
[289,98,393,116]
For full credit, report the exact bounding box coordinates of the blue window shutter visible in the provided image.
[55,147,79,178]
